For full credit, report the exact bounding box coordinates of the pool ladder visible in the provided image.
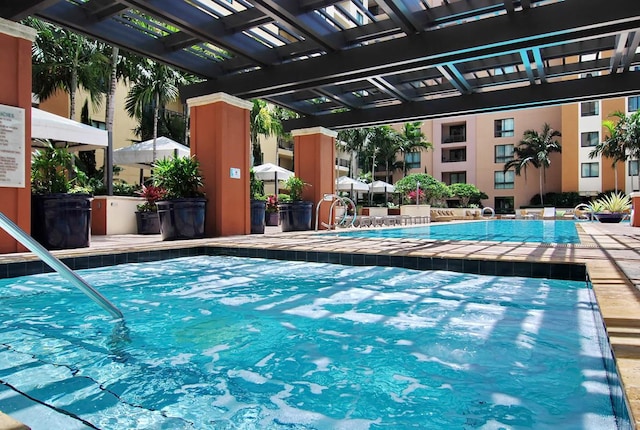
[315,194,357,230]
[0,212,123,319]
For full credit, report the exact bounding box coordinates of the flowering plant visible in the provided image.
[406,189,425,204]
[136,184,167,212]
[266,194,278,213]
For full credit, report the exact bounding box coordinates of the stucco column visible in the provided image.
[631,192,640,228]
[187,93,253,236]
[0,19,36,254]
[291,127,337,229]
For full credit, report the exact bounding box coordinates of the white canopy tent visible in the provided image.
[336,176,369,201]
[31,107,108,150]
[113,136,190,169]
[253,163,294,196]
[369,180,395,193]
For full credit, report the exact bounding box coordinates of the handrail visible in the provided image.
[0,212,123,319]
[481,207,495,218]
[315,194,356,230]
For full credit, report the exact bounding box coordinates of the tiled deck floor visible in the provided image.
[1,220,640,428]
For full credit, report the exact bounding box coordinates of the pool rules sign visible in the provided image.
[0,104,25,188]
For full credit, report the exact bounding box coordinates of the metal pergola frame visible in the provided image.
[4,0,640,130]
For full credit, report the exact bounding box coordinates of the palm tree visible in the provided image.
[397,122,432,176]
[589,111,629,193]
[250,99,281,166]
[125,59,186,162]
[503,123,561,206]
[368,126,402,184]
[28,18,108,120]
[337,128,371,177]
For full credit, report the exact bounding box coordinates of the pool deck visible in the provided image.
[1,219,640,428]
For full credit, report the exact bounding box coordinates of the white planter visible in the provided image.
[92,196,141,235]
[400,204,431,218]
[363,207,388,217]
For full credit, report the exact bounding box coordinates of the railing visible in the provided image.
[0,212,123,319]
[442,134,466,143]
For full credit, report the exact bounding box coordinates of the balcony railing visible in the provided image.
[441,157,467,163]
[442,134,466,144]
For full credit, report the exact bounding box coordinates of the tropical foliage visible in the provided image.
[136,184,167,212]
[281,176,307,202]
[394,173,450,205]
[589,191,631,214]
[503,123,561,206]
[152,156,204,199]
[449,183,487,207]
[590,110,640,192]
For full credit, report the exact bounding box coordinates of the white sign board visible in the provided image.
[230,167,241,179]
[0,104,25,188]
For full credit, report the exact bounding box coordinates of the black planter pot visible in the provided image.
[156,198,206,240]
[595,212,626,223]
[31,193,92,250]
[251,200,266,234]
[135,211,160,235]
[279,201,313,232]
[265,212,279,226]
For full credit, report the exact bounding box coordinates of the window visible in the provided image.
[494,118,514,138]
[90,120,106,130]
[494,197,514,215]
[494,170,514,189]
[580,101,599,116]
[629,96,640,113]
[405,152,420,169]
[442,147,466,162]
[355,11,364,24]
[581,162,599,177]
[449,172,466,184]
[580,131,599,147]
[495,144,514,163]
[630,160,639,176]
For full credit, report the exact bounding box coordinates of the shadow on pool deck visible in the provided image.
[1,220,640,426]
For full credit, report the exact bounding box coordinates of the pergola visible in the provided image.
[3,0,640,130]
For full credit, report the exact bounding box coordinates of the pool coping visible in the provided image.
[1,220,639,428]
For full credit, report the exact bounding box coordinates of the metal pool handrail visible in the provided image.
[0,212,123,319]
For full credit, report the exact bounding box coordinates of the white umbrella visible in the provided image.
[253,163,294,196]
[31,107,108,150]
[369,180,395,193]
[336,176,370,192]
[113,136,190,169]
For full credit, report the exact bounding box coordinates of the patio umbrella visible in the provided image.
[31,107,108,150]
[253,163,294,196]
[113,136,190,169]
[369,180,395,204]
[336,176,369,201]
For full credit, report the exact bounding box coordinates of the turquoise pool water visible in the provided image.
[334,219,581,243]
[0,256,624,429]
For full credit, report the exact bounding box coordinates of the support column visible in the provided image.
[0,19,36,254]
[631,192,640,228]
[291,127,337,229]
[187,93,253,237]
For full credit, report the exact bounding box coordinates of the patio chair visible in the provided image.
[542,207,556,219]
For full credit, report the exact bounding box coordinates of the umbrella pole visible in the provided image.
[275,172,278,196]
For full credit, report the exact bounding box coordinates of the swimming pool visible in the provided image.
[0,256,625,429]
[333,219,582,243]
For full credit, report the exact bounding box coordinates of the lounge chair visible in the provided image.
[542,207,556,219]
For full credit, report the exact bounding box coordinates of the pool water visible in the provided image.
[0,256,623,429]
[333,220,581,243]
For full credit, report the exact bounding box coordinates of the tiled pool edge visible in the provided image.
[0,245,587,281]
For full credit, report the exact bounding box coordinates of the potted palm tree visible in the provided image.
[279,176,313,231]
[31,141,93,249]
[152,156,206,240]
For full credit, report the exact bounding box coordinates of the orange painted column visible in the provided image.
[291,127,337,229]
[187,93,253,237]
[631,193,640,228]
[0,19,36,254]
